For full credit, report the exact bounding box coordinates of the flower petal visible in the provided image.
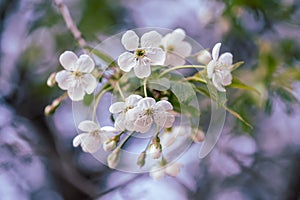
[155,100,173,110]
[115,113,126,131]
[171,28,186,41]
[101,126,117,133]
[219,52,233,67]
[118,52,136,72]
[75,133,101,153]
[164,53,185,66]
[78,120,99,132]
[197,50,211,65]
[59,51,78,71]
[67,85,85,101]
[125,94,142,107]
[150,165,165,180]
[146,47,166,65]
[212,73,226,92]
[134,60,151,78]
[82,74,97,94]
[76,54,95,73]
[137,97,156,109]
[121,30,139,51]
[221,70,232,86]
[141,31,162,48]
[134,115,153,133]
[174,41,192,57]
[207,60,216,79]
[154,112,175,128]
[212,43,221,61]
[55,70,73,90]
[109,102,125,113]
[165,163,182,176]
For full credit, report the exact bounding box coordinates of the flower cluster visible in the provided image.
[46,28,246,180]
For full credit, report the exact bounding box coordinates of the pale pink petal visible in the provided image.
[125,94,142,106]
[82,74,97,94]
[212,73,226,92]
[121,30,139,51]
[164,53,185,66]
[67,85,85,101]
[73,134,82,147]
[154,112,175,128]
[155,100,173,111]
[115,113,126,131]
[137,97,156,109]
[212,43,221,61]
[174,41,192,57]
[118,52,136,72]
[109,102,125,113]
[55,70,73,90]
[146,47,165,65]
[126,107,141,122]
[219,52,233,67]
[197,50,211,65]
[101,126,117,132]
[134,60,151,78]
[76,54,95,73]
[141,31,162,48]
[134,115,153,133]
[221,70,232,86]
[78,120,99,132]
[59,51,78,71]
[74,133,101,153]
[207,60,216,79]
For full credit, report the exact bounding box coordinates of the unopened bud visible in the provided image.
[149,143,162,159]
[107,148,120,169]
[191,129,205,143]
[137,151,146,168]
[47,72,57,87]
[103,139,117,152]
[197,49,211,65]
[44,105,54,115]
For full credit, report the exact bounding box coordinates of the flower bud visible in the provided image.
[149,143,162,159]
[47,72,57,87]
[197,49,211,65]
[107,148,120,169]
[191,129,205,143]
[103,139,117,151]
[137,151,146,168]
[44,105,54,116]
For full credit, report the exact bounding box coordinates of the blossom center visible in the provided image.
[135,49,146,58]
[167,45,175,52]
[72,71,83,78]
[145,109,154,116]
[91,130,99,136]
[215,61,227,71]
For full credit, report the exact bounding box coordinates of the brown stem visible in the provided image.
[53,0,88,51]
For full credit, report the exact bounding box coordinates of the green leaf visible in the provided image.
[230,77,260,95]
[229,61,244,71]
[170,81,196,104]
[148,78,170,91]
[90,48,115,65]
[224,106,253,129]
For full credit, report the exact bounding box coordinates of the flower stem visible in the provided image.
[143,78,148,97]
[118,131,135,149]
[159,65,206,78]
[116,81,125,101]
[92,85,113,121]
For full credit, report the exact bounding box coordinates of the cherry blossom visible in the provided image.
[109,94,142,131]
[161,28,192,66]
[207,43,233,92]
[117,30,165,78]
[126,97,175,133]
[55,51,97,101]
[73,120,116,153]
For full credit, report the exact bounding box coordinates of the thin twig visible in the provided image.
[53,0,88,52]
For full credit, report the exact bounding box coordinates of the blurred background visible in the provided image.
[1,0,300,199]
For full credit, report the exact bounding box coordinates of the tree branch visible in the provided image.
[53,0,88,51]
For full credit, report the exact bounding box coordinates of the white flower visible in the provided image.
[107,148,120,169]
[73,120,116,153]
[109,94,142,131]
[118,30,166,79]
[149,162,182,180]
[207,43,233,92]
[197,49,211,65]
[126,97,175,133]
[55,51,97,101]
[161,28,192,66]
[148,143,162,159]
